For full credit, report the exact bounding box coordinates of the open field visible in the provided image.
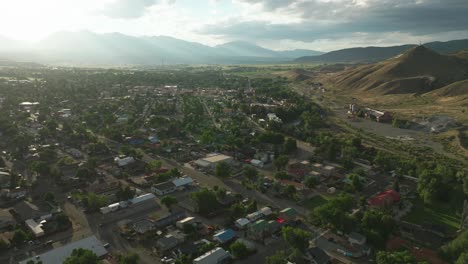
[403,198,462,234]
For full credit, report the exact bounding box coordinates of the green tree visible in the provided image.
[229,203,246,220]
[215,162,231,178]
[274,171,290,180]
[116,185,135,201]
[455,252,468,264]
[441,229,468,262]
[311,194,355,231]
[305,176,319,188]
[198,242,215,255]
[118,253,139,264]
[243,166,258,181]
[361,210,395,248]
[265,250,288,264]
[191,188,220,216]
[273,155,289,171]
[12,228,29,245]
[160,195,178,210]
[230,240,249,259]
[282,226,311,253]
[145,160,162,173]
[30,161,50,176]
[283,138,297,154]
[84,193,108,212]
[174,254,191,264]
[376,250,419,264]
[63,248,100,264]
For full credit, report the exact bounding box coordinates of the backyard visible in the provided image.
[302,195,329,211]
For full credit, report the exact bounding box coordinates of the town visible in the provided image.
[0,65,467,264]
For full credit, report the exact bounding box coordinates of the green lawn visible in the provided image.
[403,198,461,234]
[303,195,329,211]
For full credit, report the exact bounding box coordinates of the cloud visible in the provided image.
[101,0,172,19]
[202,0,468,43]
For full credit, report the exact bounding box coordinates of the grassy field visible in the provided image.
[403,198,461,234]
[303,195,329,211]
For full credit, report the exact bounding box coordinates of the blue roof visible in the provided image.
[214,229,236,243]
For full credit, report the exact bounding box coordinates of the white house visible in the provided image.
[193,247,230,264]
[114,156,135,167]
[235,218,250,230]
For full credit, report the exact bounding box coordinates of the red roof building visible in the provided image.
[368,190,400,208]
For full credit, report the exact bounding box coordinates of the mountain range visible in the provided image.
[295,39,468,63]
[0,31,323,65]
[1,31,468,66]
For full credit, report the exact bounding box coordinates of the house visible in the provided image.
[364,108,392,122]
[322,165,336,177]
[246,211,263,222]
[129,193,156,205]
[19,235,108,264]
[0,210,15,230]
[11,201,46,222]
[248,220,268,240]
[151,181,176,196]
[235,218,250,230]
[0,187,27,199]
[280,179,306,191]
[154,210,186,228]
[306,247,331,264]
[195,154,233,169]
[347,232,367,245]
[260,207,272,217]
[267,113,282,123]
[250,159,264,168]
[368,190,401,208]
[156,232,185,252]
[87,181,120,202]
[213,229,236,244]
[173,176,193,189]
[193,247,231,264]
[267,220,282,234]
[176,217,196,229]
[114,156,135,167]
[132,219,155,234]
[279,208,298,222]
[25,218,45,237]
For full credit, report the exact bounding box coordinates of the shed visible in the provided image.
[235,218,250,229]
[213,229,236,244]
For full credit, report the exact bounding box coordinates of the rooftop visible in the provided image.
[193,247,230,264]
[202,154,232,163]
[213,228,236,243]
[19,235,107,264]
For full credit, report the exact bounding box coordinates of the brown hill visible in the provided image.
[452,50,468,60]
[425,79,468,98]
[332,46,468,95]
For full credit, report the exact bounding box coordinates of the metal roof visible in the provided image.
[19,235,107,264]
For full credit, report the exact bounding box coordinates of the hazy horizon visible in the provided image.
[2,0,468,52]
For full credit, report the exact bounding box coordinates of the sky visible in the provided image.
[1,0,468,51]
